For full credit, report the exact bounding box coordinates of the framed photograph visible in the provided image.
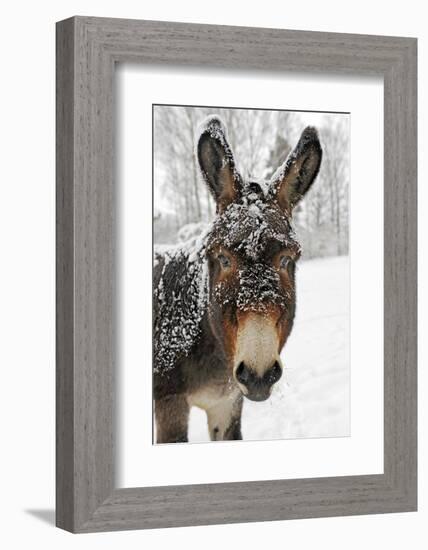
[56,17,417,532]
[149,104,351,447]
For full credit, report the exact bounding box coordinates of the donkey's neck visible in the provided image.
[153,237,209,376]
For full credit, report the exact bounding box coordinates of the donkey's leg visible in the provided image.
[206,393,243,441]
[155,394,189,444]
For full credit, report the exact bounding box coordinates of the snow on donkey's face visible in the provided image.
[197,116,322,402]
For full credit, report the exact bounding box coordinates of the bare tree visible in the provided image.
[317,118,350,255]
[153,106,349,258]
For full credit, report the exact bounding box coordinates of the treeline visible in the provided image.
[153,106,349,258]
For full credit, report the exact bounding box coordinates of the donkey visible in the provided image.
[153,116,322,443]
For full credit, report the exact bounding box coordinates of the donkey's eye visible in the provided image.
[217,253,231,269]
[279,256,293,270]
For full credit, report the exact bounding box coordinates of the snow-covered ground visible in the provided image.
[188,255,350,442]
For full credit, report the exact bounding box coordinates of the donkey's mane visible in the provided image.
[154,231,210,375]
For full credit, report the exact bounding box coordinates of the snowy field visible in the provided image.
[188,255,350,442]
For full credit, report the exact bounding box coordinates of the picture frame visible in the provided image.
[56,16,417,533]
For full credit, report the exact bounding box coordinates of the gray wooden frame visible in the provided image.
[56,16,417,533]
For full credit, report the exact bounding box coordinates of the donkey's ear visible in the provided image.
[197,116,241,212]
[271,126,322,214]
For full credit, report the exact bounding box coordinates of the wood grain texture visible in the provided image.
[56,16,417,533]
[56,18,76,531]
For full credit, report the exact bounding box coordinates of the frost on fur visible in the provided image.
[153,231,209,374]
[196,115,242,210]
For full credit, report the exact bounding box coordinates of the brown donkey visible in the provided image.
[153,116,322,443]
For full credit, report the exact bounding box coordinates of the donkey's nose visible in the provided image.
[236,361,251,385]
[235,361,282,401]
[264,361,282,385]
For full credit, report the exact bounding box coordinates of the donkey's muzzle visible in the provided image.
[235,360,282,401]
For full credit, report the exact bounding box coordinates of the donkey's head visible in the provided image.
[197,116,322,401]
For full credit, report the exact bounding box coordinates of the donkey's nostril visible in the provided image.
[235,361,281,401]
[265,361,282,385]
[236,362,250,384]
